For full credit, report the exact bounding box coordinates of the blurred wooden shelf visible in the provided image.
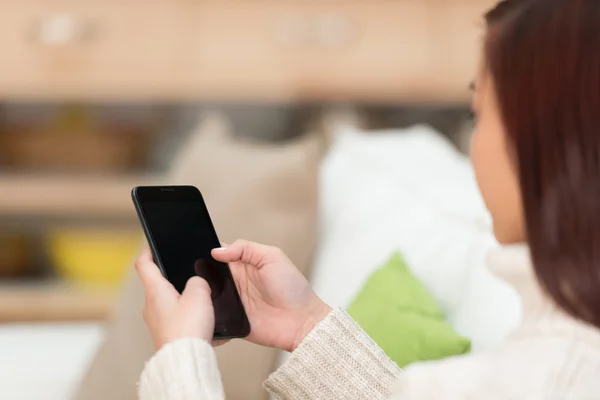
[0,280,117,322]
[0,174,160,218]
[0,0,494,104]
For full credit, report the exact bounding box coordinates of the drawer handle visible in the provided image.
[31,13,97,46]
[272,15,311,46]
[272,14,357,48]
[312,14,357,48]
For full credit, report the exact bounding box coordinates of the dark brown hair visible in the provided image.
[485,0,600,328]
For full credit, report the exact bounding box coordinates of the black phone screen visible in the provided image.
[134,187,249,338]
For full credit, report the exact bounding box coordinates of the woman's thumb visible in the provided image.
[179,276,212,310]
[211,240,286,268]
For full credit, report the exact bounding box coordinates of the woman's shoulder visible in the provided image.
[390,336,600,400]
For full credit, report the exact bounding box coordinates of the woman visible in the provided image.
[135,0,600,398]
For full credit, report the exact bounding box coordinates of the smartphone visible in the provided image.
[131,185,250,339]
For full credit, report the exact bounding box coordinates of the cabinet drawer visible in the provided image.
[191,0,494,103]
[191,1,433,102]
[0,0,194,100]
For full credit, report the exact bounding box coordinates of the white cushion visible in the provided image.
[311,123,520,352]
[0,324,104,400]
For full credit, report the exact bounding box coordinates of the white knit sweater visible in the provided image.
[139,246,600,399]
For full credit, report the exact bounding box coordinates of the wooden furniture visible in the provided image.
[0,174,158,323]
[0,281,115,322]
[0,174,158,218]
[0,0,495,103]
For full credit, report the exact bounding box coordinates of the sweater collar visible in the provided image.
[486,244,600,341]
[486,244,547,318]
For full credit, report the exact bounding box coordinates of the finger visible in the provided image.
[212,242,229,260]
[179,276,213,311]
[179,277,215,340]
[135,249,167,291]
[138,246,154,264]
[211,240,285,268]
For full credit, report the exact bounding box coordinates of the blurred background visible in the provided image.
[0,0,503,399]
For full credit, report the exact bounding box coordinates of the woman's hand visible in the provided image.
[135,248,215,350]
[135,240,331,353]
[212,240,332,352]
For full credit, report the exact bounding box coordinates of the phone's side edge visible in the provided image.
[131,187,169,280]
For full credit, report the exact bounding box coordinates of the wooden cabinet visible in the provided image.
[190,0,493,103]
[0,0,195,100]
[0,0,494,103]
[192,2,432,102]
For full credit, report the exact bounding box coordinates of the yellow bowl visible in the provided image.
[47,229,142,286]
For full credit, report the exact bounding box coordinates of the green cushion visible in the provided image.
[347,253,471,367]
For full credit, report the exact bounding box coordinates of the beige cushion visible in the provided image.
[75,114,325,400]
